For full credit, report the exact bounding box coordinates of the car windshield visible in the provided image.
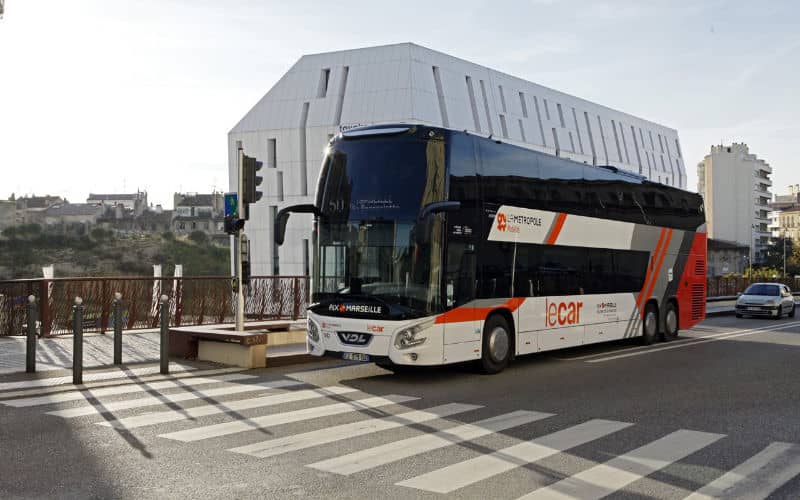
[744,284,780,296]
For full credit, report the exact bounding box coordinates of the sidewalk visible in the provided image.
[0,330,164,375]
[0,325,312,376]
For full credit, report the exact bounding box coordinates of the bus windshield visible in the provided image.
[313,134,447,316]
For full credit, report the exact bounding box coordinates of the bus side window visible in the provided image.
[478,241,514,299]
[445,241,475,308]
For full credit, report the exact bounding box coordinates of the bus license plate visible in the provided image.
[342,352,370,362]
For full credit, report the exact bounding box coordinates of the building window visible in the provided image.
[267,139,277,168]
[317,68,330,98]
[543,99,551,121]
[499,114,509,138]
[519,92,528,118]
[556,103,565,128]
[498,85,507,112]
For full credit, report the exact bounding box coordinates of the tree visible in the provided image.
[188,230,208,245]
[763,236,793,272]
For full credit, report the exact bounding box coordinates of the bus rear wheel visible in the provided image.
[641,303,659,345]
[480,315,511,374]
[662,302,679,341]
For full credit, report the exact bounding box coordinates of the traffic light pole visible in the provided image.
[236,147,245,332]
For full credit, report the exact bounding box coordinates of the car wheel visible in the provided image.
[641,303,659,345]
[735,313,743,318]
[790,304,796,318]
[662,302,679,341]
[480,315,511,374]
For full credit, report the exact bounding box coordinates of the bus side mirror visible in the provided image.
[275,204,321,246]
[418,201,461,222]
[414,201,461,245]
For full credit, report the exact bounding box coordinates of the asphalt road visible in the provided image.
[2,315,800,499]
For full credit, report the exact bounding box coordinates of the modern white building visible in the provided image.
[229,43,688,276]
[697,143,772,263]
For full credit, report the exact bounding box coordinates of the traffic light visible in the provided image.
[242,154,263,209]
[224,215,245,235]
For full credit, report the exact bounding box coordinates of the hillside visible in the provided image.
[0,225,229,279]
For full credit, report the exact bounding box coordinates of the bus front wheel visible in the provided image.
[480,315,511,374]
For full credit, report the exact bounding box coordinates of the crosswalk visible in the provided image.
[2,373,800,498]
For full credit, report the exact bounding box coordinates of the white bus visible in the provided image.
[276,124,707,373]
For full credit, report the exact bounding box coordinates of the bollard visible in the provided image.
[73,297,84,385]
[26,295,37,373]
[160,294,169,375]
[113,292,123,365]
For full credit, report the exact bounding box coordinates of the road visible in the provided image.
[2,315,800,499]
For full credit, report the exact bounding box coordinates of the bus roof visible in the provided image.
[338,123,666,189]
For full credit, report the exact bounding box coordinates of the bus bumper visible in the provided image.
[305,314,444,366]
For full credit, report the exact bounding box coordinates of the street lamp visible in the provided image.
[782,228,787,279]
[750,223,755,279]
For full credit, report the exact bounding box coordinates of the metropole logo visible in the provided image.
[497,213,507,231]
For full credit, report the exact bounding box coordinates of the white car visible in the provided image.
[735,283,796,319]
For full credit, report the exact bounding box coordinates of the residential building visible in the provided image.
[39,203,104,233]
[171,192,227,243]
[707,239,749,276]
[0,200,15,230]
[697,143,772,264]
[87,191,148,216]
[14,195,64,224]
[97,204,173,235]
[229,42,688,276]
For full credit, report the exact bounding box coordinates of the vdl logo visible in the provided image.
[497,213,507,232]
[337,332,371,345]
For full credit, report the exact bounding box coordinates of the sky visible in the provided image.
[1,0,798,208]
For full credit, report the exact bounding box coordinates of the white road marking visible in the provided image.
[47,379,302,418]
[398,419,632,493]
[588,322,800,363]
[97,386,358,430]
[517,429,724,500]
[2,373,256,408]
[0,363,200,392]
[307,410,553,476]
[684,442,800,500]
[159,394,419,442]
[0,368,247,400]
[229,402,481,459]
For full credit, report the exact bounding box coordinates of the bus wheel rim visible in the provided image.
[489,327,509,362]
[645,311,657,337]
[666,309,677,334]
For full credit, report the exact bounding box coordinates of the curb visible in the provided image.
[706,309,735,317]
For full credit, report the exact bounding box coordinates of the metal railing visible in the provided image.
[0,275,309,337]
[706,276,800,298]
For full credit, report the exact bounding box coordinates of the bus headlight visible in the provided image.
[307,319,320,342]
[394,319,434,350]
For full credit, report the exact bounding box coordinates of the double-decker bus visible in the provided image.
[276,124,706,373]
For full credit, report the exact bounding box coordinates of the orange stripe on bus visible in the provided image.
[641,228,673,314]
[545,213,567,245]
[636,228,667,311]
[435,297,525,325]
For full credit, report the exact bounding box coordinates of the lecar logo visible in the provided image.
[497,213,507,232]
